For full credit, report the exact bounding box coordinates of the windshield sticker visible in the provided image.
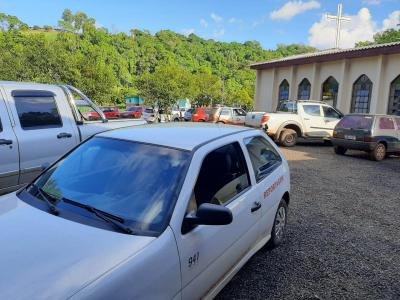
[264,176,284,199]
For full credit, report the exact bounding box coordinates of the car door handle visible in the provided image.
[0,139,13,145]
[57,132,72,139]
[251,201,262,213]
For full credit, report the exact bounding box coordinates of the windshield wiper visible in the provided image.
[33,184,60,216]
[62,198,133,235]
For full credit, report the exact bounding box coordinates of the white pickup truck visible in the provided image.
[0,81,145,195]
[247,101,343,147]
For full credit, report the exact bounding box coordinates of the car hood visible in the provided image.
[0,193,155,300]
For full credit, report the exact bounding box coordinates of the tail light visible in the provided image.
[261,115,270,123]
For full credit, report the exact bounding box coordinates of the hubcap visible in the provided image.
[286,134,294,143]
[275,206,286,240]
[376,145,385,159]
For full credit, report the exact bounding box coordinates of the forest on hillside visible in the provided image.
[1,9,398,108]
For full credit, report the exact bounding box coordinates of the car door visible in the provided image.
[243,134,288,239]
[377,116,398,152]
[232,109,246,125]
[3,84,79,185]
[322,105,343,137]
[172,141,261,300]
[301,104,327,137]
[0,91,19,194]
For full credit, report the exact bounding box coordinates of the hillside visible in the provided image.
[0,10,317,107]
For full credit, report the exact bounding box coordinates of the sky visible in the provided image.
[1,0,399,49]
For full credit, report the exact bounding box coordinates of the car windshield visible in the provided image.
[337,115,374,130]
[31,137,190,236]
[145,108,153,113]
[277,102,297,113]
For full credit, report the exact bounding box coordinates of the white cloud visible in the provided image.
[309,8,400,49]
[229,17,243,24]
[211,13,223,23]
[362,0,381,5]
[182,28,195,36]
[213,28,225,37]
[270,1,321,21]
[200,18,208,28]
[382,10,400,31]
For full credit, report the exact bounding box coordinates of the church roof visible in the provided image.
[250,42,400,70]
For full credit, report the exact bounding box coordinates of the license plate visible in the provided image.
[345,135,356,140]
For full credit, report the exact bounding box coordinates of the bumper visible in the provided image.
[332,138,376,151]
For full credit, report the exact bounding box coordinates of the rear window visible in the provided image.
[145,108,153,113]
[336,115,374,130]
[277,102,297,113]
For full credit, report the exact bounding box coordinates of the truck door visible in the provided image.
[322,106,343,137]
[3,85,79,186]
[233,108,247,125]
[0,92,19,194]
[301,104,327,137]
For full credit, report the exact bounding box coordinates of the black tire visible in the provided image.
[334,145,347,155]
[279,129,297,147]
[173,118,180,122]
[266,199,288,249]
[217,121,225,124]
[370,143,386,161]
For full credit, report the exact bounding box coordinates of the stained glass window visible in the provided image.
[297,78,311,100]
[351,75,373,113]
[321,76,339,107]
[388,75,400,116]
[278,80,289,102]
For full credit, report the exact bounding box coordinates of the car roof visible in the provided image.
[98,122,254,151]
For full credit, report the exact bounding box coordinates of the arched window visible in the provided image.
[388,75,400,116]
[351,75,373,113]
[321,76,339,107]
[297,78,311,100]
[278,80,289,101]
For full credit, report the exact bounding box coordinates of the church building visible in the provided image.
[251,42,400,116]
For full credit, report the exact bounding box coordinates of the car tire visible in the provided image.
[266,199,288,249]
[279,129,297,147]
[198,119,205,122]
[217,121,225,124]
[370,143,386,161]
[334,146,347,155]
[173,118,180,122]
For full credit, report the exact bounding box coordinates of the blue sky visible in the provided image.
[1,0,399,49]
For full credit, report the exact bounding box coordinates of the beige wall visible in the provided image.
[254,53,400,114]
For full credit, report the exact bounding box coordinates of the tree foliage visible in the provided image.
[356,24,400,47]
[0,9,317,108]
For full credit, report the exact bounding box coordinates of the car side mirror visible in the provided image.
[181,203,233,234]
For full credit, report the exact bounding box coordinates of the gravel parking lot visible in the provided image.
[217,142,400,300]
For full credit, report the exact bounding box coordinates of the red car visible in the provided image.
[82,106,120,120]
[192,107,211,122]
[120,106,144,119]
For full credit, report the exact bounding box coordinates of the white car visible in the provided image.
[0,123,290,300]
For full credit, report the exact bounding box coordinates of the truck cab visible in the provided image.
[0,82,145,195]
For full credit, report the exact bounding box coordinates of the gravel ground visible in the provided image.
[217,142,400,300]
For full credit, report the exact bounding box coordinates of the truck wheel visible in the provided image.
[279,129,297,147]
[370,143,386,161]
[266,199,288,249]
[334,146,347,155]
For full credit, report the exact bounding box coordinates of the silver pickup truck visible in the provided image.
[0,81,145,195]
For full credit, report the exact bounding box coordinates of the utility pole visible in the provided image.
[326,3,351,49]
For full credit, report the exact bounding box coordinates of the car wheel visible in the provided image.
[217,121,225,124]
[198,119,205,122]
[370,143,386,161]
[279,129,297,147]
[267,199,288,249]
[173,118,180,122]
[334,146,347,155]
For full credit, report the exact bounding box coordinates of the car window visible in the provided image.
[31,137,190,236]
[234,109,246,116]
[244,136,282,182]
[379,117,395,130]
[220,109,231,116]
[303,105,321,116]
[191,142,250,210]
[0,117,2,132]
[145,108,153,113]
[395,118,400,130]
[337,115,374,130]
[323,106,341,119]
[14,95,62,130]
[277,102,297,113]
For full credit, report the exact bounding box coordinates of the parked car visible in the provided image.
[0,82,145,195]
[332,114,400,161]
[0,123,290,299]
[209,106,247,125]
[184,108,195,121]
[82,106,120,120]
[192,107,211,122]
[142,107,160,123]
[245,111,270,131]
[120,106,144,119]
[262,100,343,147]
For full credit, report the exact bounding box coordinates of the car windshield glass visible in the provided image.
[337,115,374,130]
[31,137,190,235]
[145,108,153,113]
[277,102,297,113]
